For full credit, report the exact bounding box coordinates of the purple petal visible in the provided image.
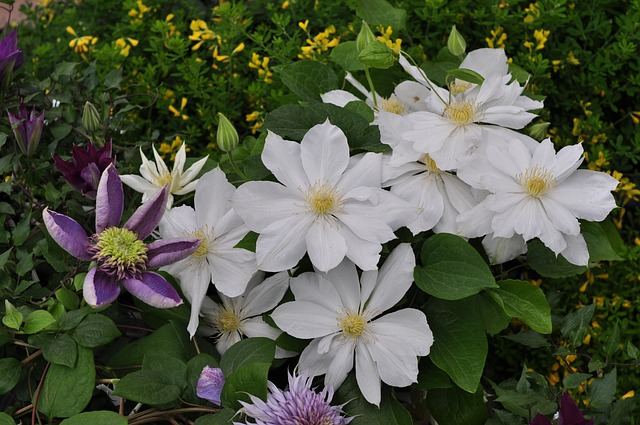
[42,208,92,260]
[559,393,593,425]
[96,164,124,233]
[84,268,121,306]
[146,237,202,268]
[122,271,182,308]
[124,185,169,239]
[196,366,225,405]
[530,413,553,425]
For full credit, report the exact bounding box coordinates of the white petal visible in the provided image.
[173,142,187,173]
[560,233,589,266]
[460,48,508,79]
[299,337,334,378]
[178,266,211,338]
[241,271,289,317]
[301,120,349,185]
[324,338,355,391]
[306,220,348,272]
[216,331,242,355]
[341,226,382,271]
[481,234,527,264]
[195,168,235,226]
[233,182,303,233]
[369,309,434,357]
[120,174,158,195]
[320,258,361,312]
[336,152,382,192]
[262,131,309,189]
[271,301,338,339]
[208,252,256,298]
[255,215,313,272]
[290,272,344,311]
[355,343,382,406]
[158,205,198,238]
[547,170,618,221]
[177,155,209,191]
[321,90,361,107]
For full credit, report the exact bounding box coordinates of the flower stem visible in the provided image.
[228,149,249,181]
[363,66,378,109]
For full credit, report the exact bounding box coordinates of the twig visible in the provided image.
[32,363,51,425]
[21,349,43,366]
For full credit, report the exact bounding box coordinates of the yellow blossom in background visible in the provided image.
[246,110,263,134]
[165,13,178,37]
[486,26,507,49]
[298,25,340,60]
[586,151,609,171]
[159,136,190,161]
[66,26,97,60]
[567,50,580,65]
[376,26,402,53]
[533,29,550,50]
[232,42,245,54]
[128,0,151,24]
[298,20,309,31]
[115,37,139,57]
[249,53,273,83]
[189,19,218,50]
[282,0,290,9]
[168,97,189,120]
[524,2,541,23]
[623,391,635,400]
[630,111,640,125]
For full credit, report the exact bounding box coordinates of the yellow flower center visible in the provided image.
[519,166,556,197]
[92,227,148,279]
[306,182,342,215]
[217,309,241,333]
[380,97,407,115]
[422,154,442,174]
[188,229,210,260]
[444,100,477,125]
[157,172,173,186]
[449,80,472,96]
[338,312,367,338]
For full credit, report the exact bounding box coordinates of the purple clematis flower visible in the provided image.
[7,103,44,156]
[0,29,23,89]
[53,141,115,198]
[43,164,201,308]
[530,393,594,425]
[196,366,225,405]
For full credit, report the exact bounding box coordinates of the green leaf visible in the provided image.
[0,358,21,395]
[234,231,258,252]
[220,337,275,376]
[0,247,11,270]
[330,41,365,72]
[358,41,395,69]
[425,298,487,393]
[626,340,640,359]
[0,154,13,174]
[604,322,621,356]
[0,330,10,348]
[50,123,73,143]
[588,358,606,373]
[0,413,16,425]
[334,373,412,425]
[470,292,510,336]
[527,239,587,278]
[345,100,375,123]
[415,357,452,391]
[38,346,95,419]
[508,63,531,84]
[0,133,6,150]
[589,368,617,409]
[58,307,94,331]
[55,288,79,311]
[11,213,31,246]
[278,60,338,102]
[194,410,236,425]
[113,370,182,405]
[43,333,78,368]
[221,362,270,410]
[60,411,127,425]
[3,300,23,330]
[427,385,488,425]
[488,280,552,334]
[503,331,550,349]
[560,304,596,346]
[52,62,78,80]
[73,273,87,291]
[23,310,57,334]
[142,352,188,390]
[356,0,406,31]
[104,68,123,89]
[184,353,219,404]
[447,68,484,85]
[415,233,497,300]
[562,372,592,389]
[72,314,121,348]
[582,220,623,261]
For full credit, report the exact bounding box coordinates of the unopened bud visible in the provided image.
[7,103,44,156]
[358,41,394,69]
[447,25,466,56]
[217,112,239,152]
[527,121,550,140]
[82,101,101,133]
[356,21,376,53]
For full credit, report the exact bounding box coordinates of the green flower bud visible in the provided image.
[357,41,394,69]
[447,25,466,56]
[82,101,102,134]
[356,21,376,53]
[527,121,551,141]
[217,112,239,152]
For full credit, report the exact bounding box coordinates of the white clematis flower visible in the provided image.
[232,120,418,273]
[271,244,433,406]
[158,167,256,337]
[456,137,619,265]
[198,271,295,358]
[121,142,208,208]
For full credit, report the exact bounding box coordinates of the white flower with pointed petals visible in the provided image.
[232,120,418,273]
[271,244,433,406]
[456,137,619,265]
[158,167,256,337]
[198,271,295,358]
[121,142,208,208]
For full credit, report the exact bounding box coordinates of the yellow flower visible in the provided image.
[232,42,245,54]
[486,26,507,49]
[282,0,290,9]
[189,19,218,50]
[298,25,340,60]
[533,29,550,50]
[376,26,402,53]
[168,97,189,120]
[622,391,635,400]
[159,136,191,161]
[524,2,541,23]
[115,37,139,57]
[298,20,309,31]
[66,26,98,59]
[128,0,151,23]
[246,111,263,134]
[567,50,580,65]
[249,53,273,83]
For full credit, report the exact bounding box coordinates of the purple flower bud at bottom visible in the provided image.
[197,366,225,405]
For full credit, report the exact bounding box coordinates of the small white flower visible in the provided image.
[121,142,208,208]
[198,271,294,358]
[271,244,433,406]
[52,99,61,108]
[232,120,418,273]
[456,137,619,265]
[158,167,256,337]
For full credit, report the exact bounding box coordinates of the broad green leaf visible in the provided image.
[334,373,412,425]
[330,41,365,71]
[582,220,623,261]
[184,353,219,404]
[72,314,121,348]
[356,0,406,31]
[194,410,236,425]
[221,362,270,410]
[38,346,95,418]
[588,358,606,373]
[104,68,123,89]
[0,330,10,348]
[43,333,78,368]
[113,370,181,405]
[563,373,592,389]
[427,385,488,425]
[23,310,57,334]
[0,248,11,270]
[626,340,640,359]
[470,292,510,336]
[278,60,338,102]
[73,273,87,291]
[488,280,552,334]
[55,288,79,311]
[0,358,21,394]
[503,331,550,349]
[358,41,395,69]
[52,62,78,80]
[425,298,487,393]
[416,233,497,300]
[0,413,16,425]
[3,300,23,330]
[508,63,531,84]
[604,322,621,356]
[527,240,587,278]
[415,357,452,391]
[609,398,638,425]
[11,213,31,246]
[447,68,484,85]
[220,337,275,376]
[560,304,596,346]
[142,352,188,390]
[58,307,94,331]
[345,100,374,123]
[589,368,617,409]
[60,411,127,425]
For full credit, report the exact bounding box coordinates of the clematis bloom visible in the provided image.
[0,29,23,90]
[54,140,115,199]
[7,103,44,156]
[43,164,201,308]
